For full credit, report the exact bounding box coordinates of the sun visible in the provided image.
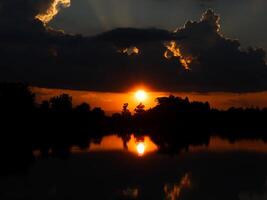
[135,90,147,102]
[136,142,145,156]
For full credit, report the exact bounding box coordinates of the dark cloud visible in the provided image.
[172,10,267,92]
[0,4,266,93]
[94,28,185,47]
[0,0,70,33]
[0,0,44,33]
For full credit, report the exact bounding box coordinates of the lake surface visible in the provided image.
[1,135,267,200]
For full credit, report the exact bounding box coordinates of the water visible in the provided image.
[1,135,267,200]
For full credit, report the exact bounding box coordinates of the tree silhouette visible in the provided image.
[40,100,50,111]
[0,82,35,112]
[134,103,145,116]
[74,102,91,113]
[1,82,267,174]
[122,103,131,117]
[91,107,105,119]
[50,93,72,112]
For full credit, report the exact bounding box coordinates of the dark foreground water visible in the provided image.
[1,135,267,200]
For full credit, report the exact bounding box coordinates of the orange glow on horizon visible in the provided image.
[32,87,267,115]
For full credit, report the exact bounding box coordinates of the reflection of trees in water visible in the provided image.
[1,82,267,174]
[121,134,131,150]
[164,173,191,200]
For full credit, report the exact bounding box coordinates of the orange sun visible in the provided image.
[135,90,147,102]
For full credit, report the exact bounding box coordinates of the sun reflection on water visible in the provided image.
[69,134,158,156]
[136,142,145,156]
[127,135,158,156]
[36,136,267,158]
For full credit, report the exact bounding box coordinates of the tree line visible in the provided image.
[1,82,267,173]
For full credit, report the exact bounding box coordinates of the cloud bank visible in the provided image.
[0,1,266,93]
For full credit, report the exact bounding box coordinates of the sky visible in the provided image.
[1,0,267,111]
[32,87,267,113]
[50,0,267,50]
